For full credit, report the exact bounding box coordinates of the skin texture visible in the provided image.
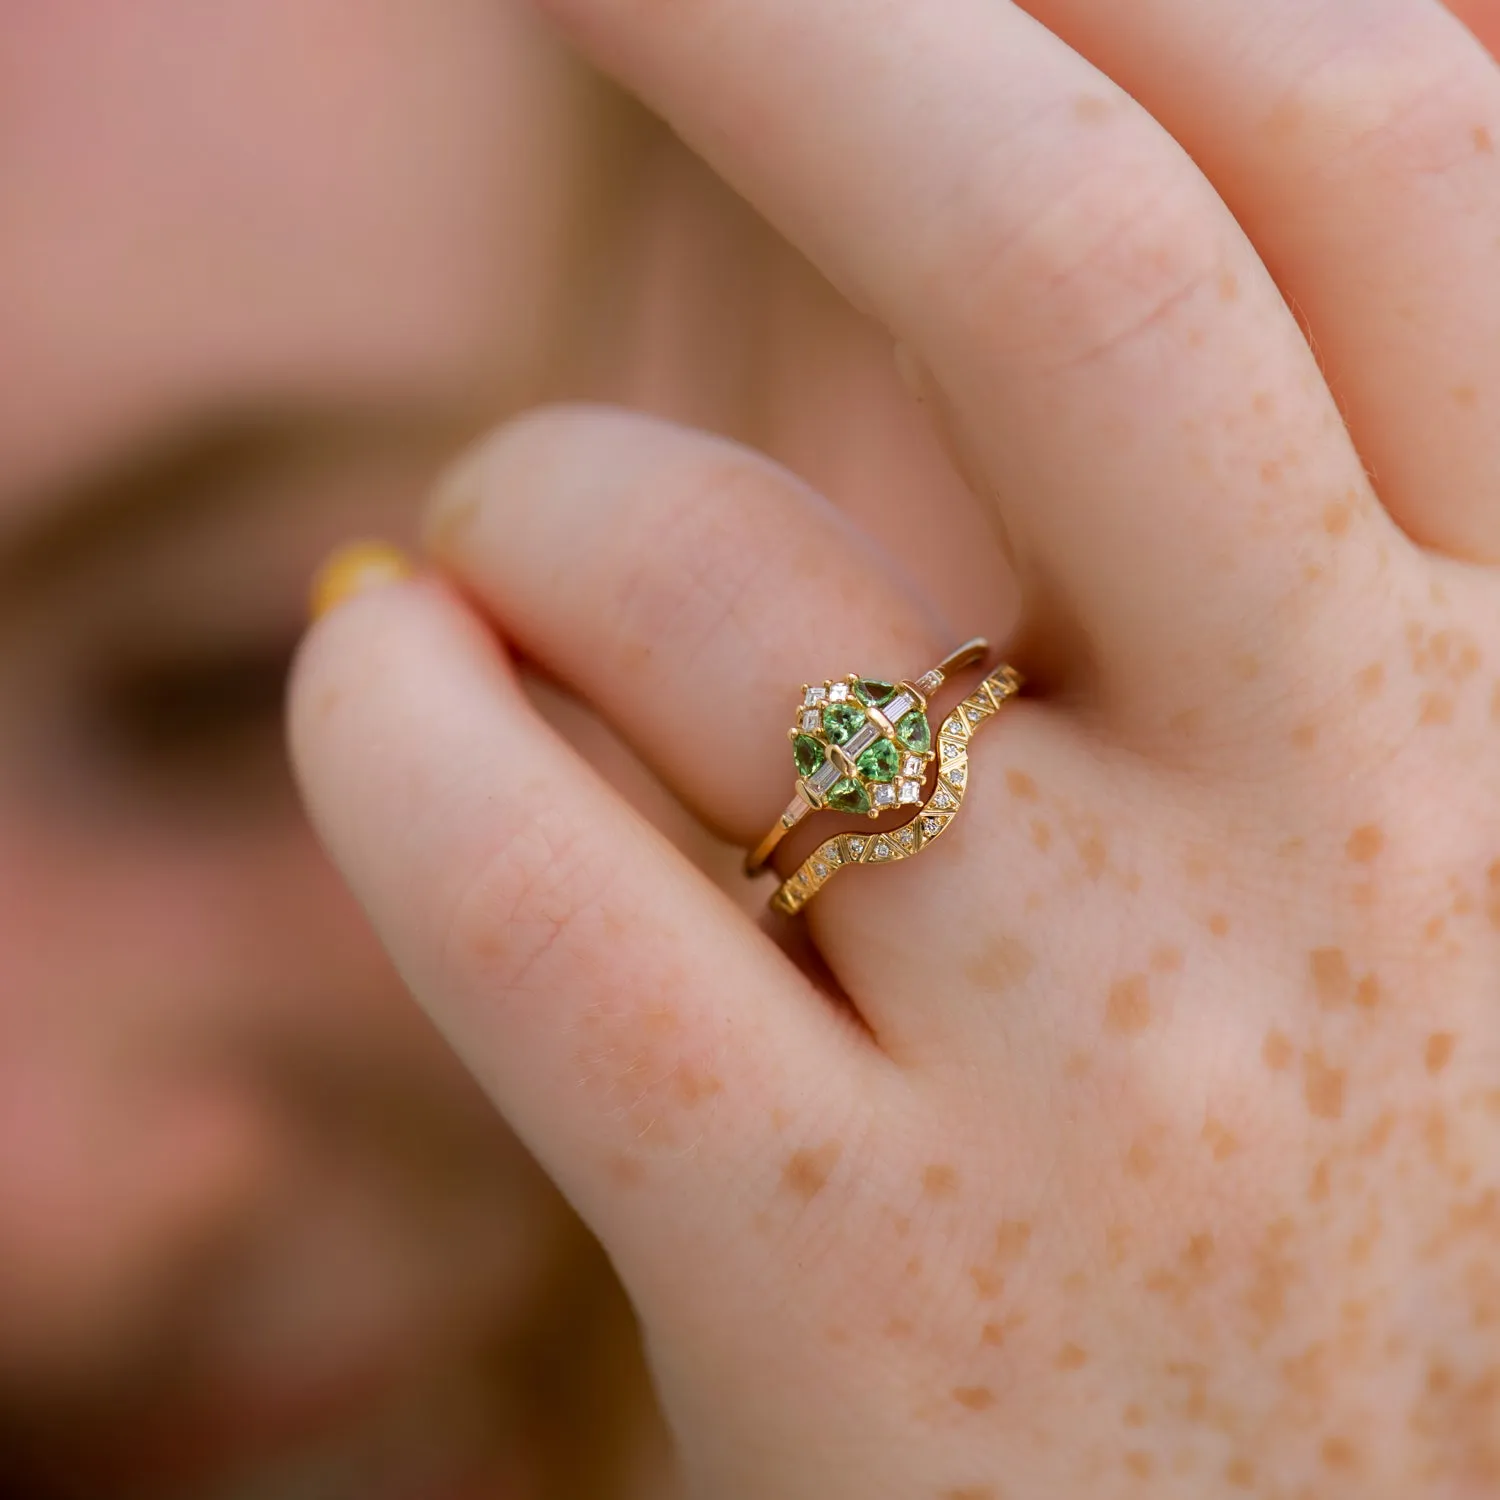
[0,3,1001,1494]
[290,1,1500,1497]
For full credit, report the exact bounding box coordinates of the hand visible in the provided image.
[290,0,1500,1493]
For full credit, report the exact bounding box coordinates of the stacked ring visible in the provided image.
[770,665,1021,913]
[742,635,1022,913]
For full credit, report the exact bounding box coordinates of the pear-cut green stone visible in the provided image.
[854,678,897,707]
[897,710,932,754]
[855,737,899,782]
[822,702,866,745]
[792,734,824,779]
[826,777,870,815]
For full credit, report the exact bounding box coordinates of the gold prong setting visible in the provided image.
[787,672,935,820]
[771,666,1022,914]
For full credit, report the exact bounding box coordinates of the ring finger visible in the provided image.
[424,404,972,851]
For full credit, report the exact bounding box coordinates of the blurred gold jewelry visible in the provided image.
[744,638,989,878]
[769,664,1022,915]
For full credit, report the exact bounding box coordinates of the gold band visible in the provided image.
[770,665,1022,915]
[744,637,991,878]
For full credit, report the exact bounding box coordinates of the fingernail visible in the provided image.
[309,540,416,621]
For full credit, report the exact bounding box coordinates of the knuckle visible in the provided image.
[606,449,803,659]
[957,146,1227,376]
[1273,28,1493,182]
[435,799,607,1001]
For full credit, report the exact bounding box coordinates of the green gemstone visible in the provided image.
[822,702,866,745]
[897,710,932,754]
[792,734,825,779]
[855,738,899,782]
[826,777,871,815]
[854,678,897,707]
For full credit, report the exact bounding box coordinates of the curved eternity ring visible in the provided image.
[743,638,990,878]
[770,664,1022,915]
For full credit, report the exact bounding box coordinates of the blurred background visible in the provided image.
[0,4,691,1494]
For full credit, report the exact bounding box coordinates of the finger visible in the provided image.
[535,0,1412,731]
[1023,0,1500,561]
[423,405,968,847]
[1448,0,1500,61]
[287,574,876,1293]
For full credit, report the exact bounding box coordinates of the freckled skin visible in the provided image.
[505,405,1500,1499]
[924,1164,960,1197]
[1421,691,1456,725]
[1303,1050,1347,1120]
[1201,1118,1240,1162]
[1310,1160,1332,1203]
[782,1142,843,1200]
[1006,769,1039,800]
[954,1385,997,1412]
[1323,500,1353,536]
[1263,1029,1294,1070]
[1151,944,1184,972]
[995,1221,1032,1260]
[1310,947,1352,1005]
[1107,975,1152,1035]
[1427,1033,1457,1075]
[970,1266,1005,1299]
[964,935,1036,994]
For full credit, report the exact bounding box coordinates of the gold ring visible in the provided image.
[768,663,1022,914]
